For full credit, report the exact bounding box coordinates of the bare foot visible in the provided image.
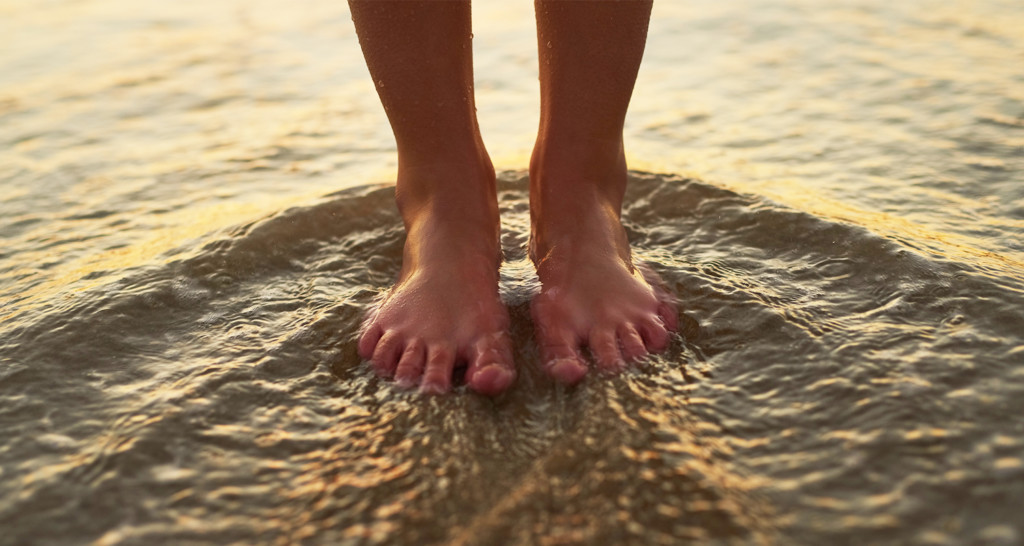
[358,165,515,396]
[529,147,678,385]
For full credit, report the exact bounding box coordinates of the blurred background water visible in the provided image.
[1,0,1023,544]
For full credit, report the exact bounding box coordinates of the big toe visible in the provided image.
[547,357,588,385]
[537,325,588,385]
[532,323,589,383]
[466,334,516,396]
[468,364,516,396]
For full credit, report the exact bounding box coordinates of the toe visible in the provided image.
[466,334,516,396]
[638,315,671,353]
[358,323,383,360]
[370,331,403,377]
[537,327,588,386]
[618,323,648,362]
[657,300,679,332]
[640,264,679,332]
[420,344,456,394]
[589,327,625,371]
[547,357,588,386]
[394,339,426,388]
[533,302,588,385]
[468,363,515,396]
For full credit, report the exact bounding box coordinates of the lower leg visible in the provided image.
[530,0,677,384]
[350,0,514,395]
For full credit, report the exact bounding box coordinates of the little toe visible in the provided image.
[657,301,679,332]
[638,316,671,353]
[420,344,456,395]
[394,339,426,388]
[466,335,516,396]
[618,323,648,362]
[370,331,403,377]
[589,328,626,372]
[358,323,383,360]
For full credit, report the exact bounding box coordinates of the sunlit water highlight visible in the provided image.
[1,0,1023,544]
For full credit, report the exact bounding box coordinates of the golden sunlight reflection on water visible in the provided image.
[5,3,1024,545]
[3,0,1022,269]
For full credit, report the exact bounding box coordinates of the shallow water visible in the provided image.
[2,0,1024,544]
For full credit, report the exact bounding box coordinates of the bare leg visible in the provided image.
[530,0,677,385]
[350,0,515,395]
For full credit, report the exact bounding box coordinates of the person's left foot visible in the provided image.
[530,211,678,385]
[528,149,678,385]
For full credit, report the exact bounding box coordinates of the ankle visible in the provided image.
[530,130,626,176]
[395,152,498,223]
[529,136,628,210]
[395,161,501,269]
[528,136,635,265]
[529,205,632,275]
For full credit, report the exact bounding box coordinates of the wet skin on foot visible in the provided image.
[359,284,517,396]
[530,239,678,386]
[357,214,517,396]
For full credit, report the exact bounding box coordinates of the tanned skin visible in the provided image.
[351,0,676,395]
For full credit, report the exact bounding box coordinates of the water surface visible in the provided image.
[2,0,1023,544]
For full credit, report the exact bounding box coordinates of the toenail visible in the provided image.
[419,382,447,395]
[547,358,587,386]
[395,376,418,390]
[469,364,515,396]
